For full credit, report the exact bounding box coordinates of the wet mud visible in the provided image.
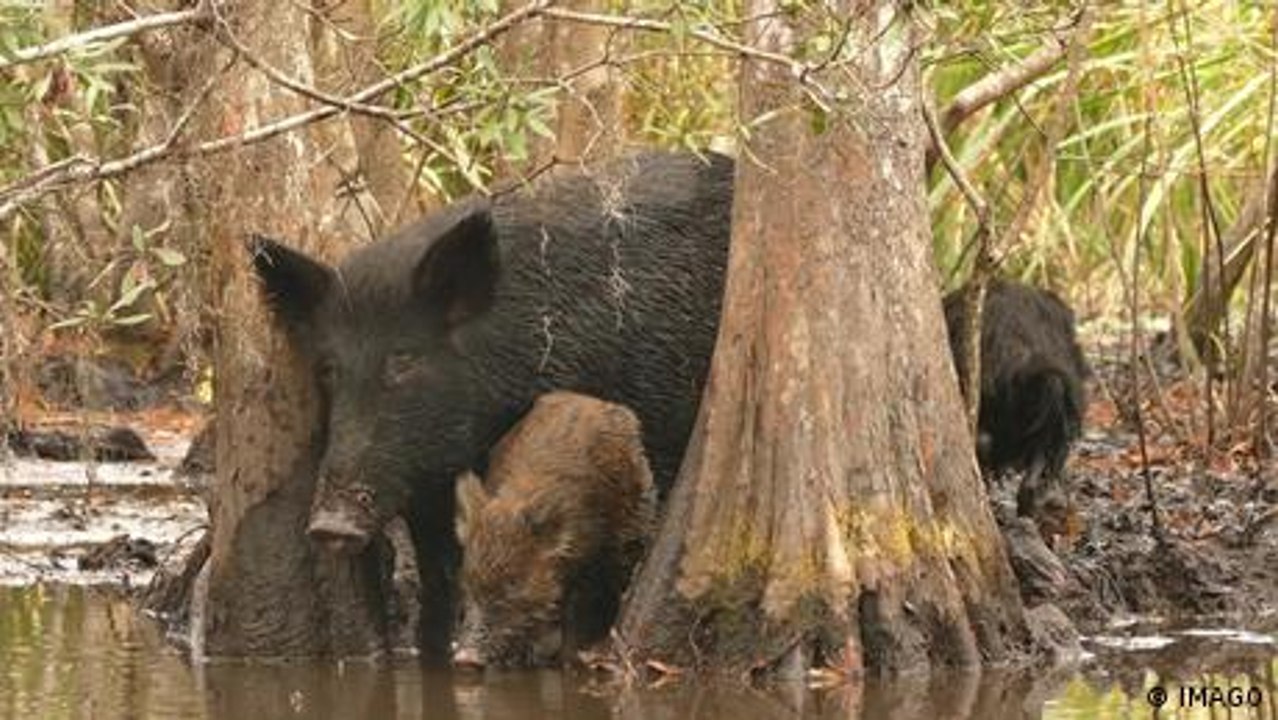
[0,423,205,589]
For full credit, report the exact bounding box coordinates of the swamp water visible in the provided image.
[0,585,1274,720]
[1,446,1275,719]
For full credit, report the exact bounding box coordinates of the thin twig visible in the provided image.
[210,9,400,127]
[924,97,994,436]
[209,7,472,189]
[0,54,231,221]
[540,6,835,112]
[0,1,212,71]
[1255,4,1278,459]
[924,9,1080,174]
[0,0,550,221]
[999,7,1089,252]
[1131,3,1162,544]
[939,38,1070,135]
[1171,1,1229,448]
[922,101,988,226]
[542,7,793,69]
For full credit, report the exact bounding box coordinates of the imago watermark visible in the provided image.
[1146,684,1265,709]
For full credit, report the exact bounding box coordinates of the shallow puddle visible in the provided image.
[0,585,1274,720]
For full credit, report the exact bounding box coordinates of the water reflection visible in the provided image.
[0,586,1274,720]
[0,584,203,718]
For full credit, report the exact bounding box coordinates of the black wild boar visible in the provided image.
[452,391,656,669]
[943,279,1088,525]
[248,151,731,651]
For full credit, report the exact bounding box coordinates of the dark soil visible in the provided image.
[7,424,155,462]
[998,350,1278,633]
[176,417,214,478]
[79,534,159,570]
[34,353,186,412]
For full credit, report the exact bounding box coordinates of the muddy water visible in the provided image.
[2,444,1276,718]
[0,432,204,586]
[0,586,1273,720]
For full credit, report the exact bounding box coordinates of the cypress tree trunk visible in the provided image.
[617,0,1040,676]
[186,0,392,658]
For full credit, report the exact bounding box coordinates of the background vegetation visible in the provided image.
[2,0,1276,447]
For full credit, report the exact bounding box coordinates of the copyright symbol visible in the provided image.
[1147,686,1168,707]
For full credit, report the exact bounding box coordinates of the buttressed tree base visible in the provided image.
[617,0,1049,676]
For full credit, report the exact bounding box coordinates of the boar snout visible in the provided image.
[307,507,370,554]
[452,645,486,670]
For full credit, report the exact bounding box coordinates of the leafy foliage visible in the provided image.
[926,1,1275,317]
[0,0,1275,383]
[618,1,738,152]
[3,2,142,322]
[375,0,556,197]
[47,223,186,333]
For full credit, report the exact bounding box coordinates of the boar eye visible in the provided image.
[519,511,552,538]
[353,488,374,510]
[316,359,339,390]
[383,352,423,387]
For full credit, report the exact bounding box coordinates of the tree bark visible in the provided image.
[497,0,622,177]
[184,0,396,658]
[117,6,209,373]
[617,1,1037,676]
[0,243,15,460]
[311,0,423,233]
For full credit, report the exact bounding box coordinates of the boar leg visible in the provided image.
[403,480,460,664]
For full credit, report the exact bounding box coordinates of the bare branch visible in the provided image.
[194,0,548,151]
[0,56,229,221]
[940,39,1069,134]
[542,7,791,67]
[541,6,834,111]
[922,100,988,228]
[925,9,1083,174]
[208,8,471,184]
[929,8,1090,437]
[0,0,550,221]
[924,96,992,435]
[1184,178,1273,347]
[999,7,1090,256]
[0,1,212,71]
[210,9,401,126]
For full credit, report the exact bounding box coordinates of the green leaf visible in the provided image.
[111,313,152,327]
[151,247,186,267]
[526,111,553,140]
[48,316,88,331]
[109,276,154,315]
[505,130,527,162]
[808,104,829,136]
[131,224,145,252]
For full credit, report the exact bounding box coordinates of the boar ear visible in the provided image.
[247,234,335,334]
[412,205,499,328]
[455,471,490,540]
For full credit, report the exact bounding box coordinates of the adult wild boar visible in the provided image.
[248,151,731,650]
[453,391,656,669]
[943,279,1089,530]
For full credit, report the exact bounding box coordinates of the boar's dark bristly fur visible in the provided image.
[248,151,732,556]
[943,279,1088,524]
